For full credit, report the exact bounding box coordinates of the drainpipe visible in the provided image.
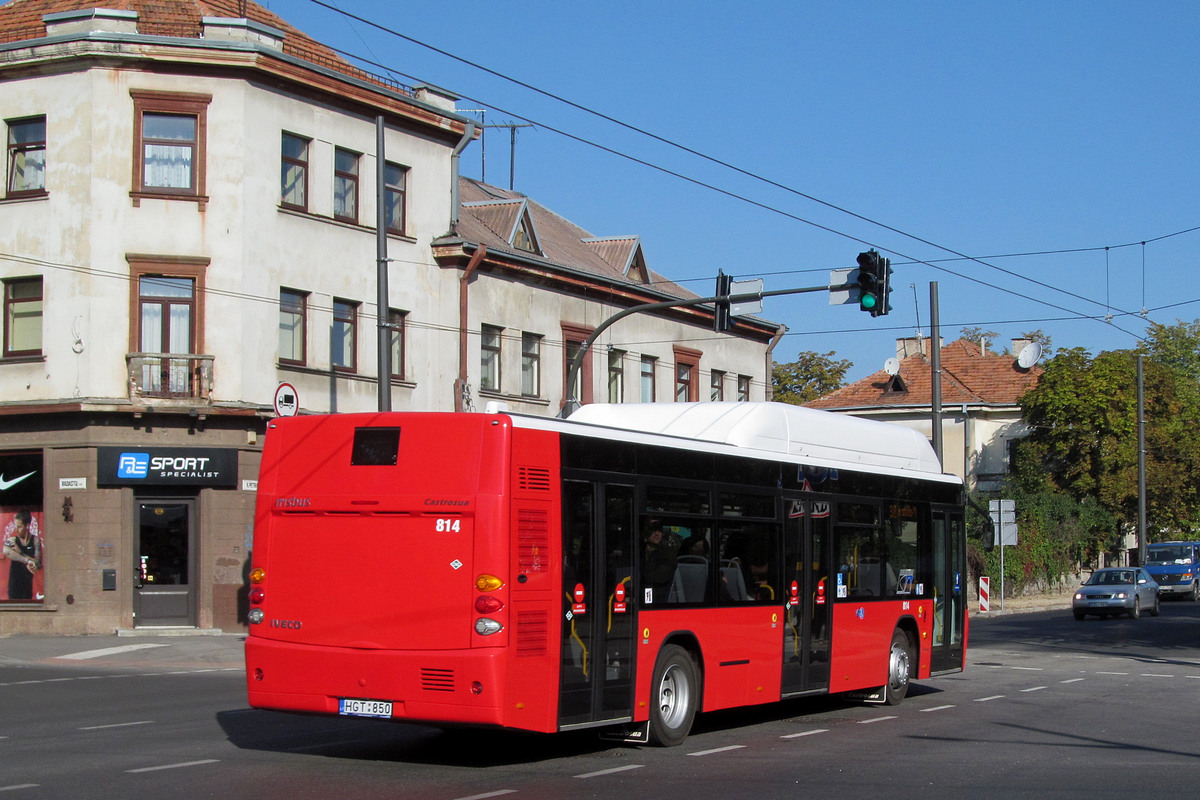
[455,245,487,411]
[764,325,786,401]
[449,121,476,234]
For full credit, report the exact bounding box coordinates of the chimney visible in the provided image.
[44,9,139,36]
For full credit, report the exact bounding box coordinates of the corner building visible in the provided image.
[0,0,783,633]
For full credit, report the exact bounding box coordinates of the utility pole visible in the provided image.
[929,282,943,469]
[375,115,391,412]
[1137,354,1147,566]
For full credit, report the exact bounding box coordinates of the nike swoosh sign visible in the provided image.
[0,470,36,491]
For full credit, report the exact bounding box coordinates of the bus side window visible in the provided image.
[718,523,778,603]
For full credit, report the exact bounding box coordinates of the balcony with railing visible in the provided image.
[127,353,214,404]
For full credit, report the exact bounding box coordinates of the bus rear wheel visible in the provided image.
[883,628,913,705]
[648,644,699,747]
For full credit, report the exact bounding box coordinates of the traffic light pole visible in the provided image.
[560,280,854,417]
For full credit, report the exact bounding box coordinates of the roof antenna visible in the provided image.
[910,283,924,356]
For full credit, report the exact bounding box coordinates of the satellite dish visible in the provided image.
[1016,341,1043,369]
[883,357,900,376]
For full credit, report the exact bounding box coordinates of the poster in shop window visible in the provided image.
[1,452,44,603]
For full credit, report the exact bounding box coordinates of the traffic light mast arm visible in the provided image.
[561,281,851,416]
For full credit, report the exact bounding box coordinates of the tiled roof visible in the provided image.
[454,177,698,301]
[583,236,641,277]
[805,338,1042,410]
[0,0,382,88]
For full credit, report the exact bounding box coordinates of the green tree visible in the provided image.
[1017,324,1200,539]
[772,350,852,405]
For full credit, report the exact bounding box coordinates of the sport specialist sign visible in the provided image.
[98,447,238,488]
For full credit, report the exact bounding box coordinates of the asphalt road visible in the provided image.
[3,602,1198,799]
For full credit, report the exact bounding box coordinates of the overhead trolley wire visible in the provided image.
[308,5,1164,341]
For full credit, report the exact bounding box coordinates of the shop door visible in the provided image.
[928,506,966,673]
[558,480,636,729]
[781,497,832,695]
[134,500,196,627]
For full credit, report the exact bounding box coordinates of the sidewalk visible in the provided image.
[0,631,247,670]
[970,589,1073,617]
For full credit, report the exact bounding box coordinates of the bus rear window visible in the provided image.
[351,427,400,465]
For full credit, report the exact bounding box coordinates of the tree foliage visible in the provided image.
[1015,321,1200,540]
[772,350,852,405]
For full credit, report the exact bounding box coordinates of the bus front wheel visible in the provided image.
[648,644,699,747]
[883,628,913,705]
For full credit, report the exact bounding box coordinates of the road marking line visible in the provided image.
[126,759,220,774]
[688,745,746,756]
[1096,671,1128,676]
[859,715,897,724]
[453,792,518,800]
[974,695,1005,702]
[1140,673,1174,678]
[1010,666,1043,671]
[55,644,169,661]
[1060,678,1085,684]
[781,729,829,739]
[1020,686,1047,693]
[0,785,39,792]
[575,765,645,778]
[921,705,956,712]
[79,721,155,731]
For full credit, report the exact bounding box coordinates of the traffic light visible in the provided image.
[856,250,892,317]
[714,270,732,332]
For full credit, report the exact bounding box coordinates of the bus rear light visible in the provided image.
[249,588,265,604]
[248,609,264,624]
[475,618,503,635]
[475,596,504,614]
[471,681,484,695]
[250,567,266,584]
[475,574,504,592]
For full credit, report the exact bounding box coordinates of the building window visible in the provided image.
[737,374,751,401]
[562,323,594,406]
[3,276,42,358]
[280,133,309,210]
[131,90,210,205]
[384,162,408,235]
[333,147,359,222]
[608,349,625,403]
[675,363,693,402]
[6,116,46,197]
[481,325,502,392]
[710,369,725,401]
[521,332,541,397]
[332,299,358,372]
[138,275,196,396]
[279,288,307,365]
[640,356,656,402]
[674,347,701,402]
[389,308,406,380]
[512,209,540,253]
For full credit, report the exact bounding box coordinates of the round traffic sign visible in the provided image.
[274,383,299,417]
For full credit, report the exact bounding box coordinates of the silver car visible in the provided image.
[1073,567,1160,620]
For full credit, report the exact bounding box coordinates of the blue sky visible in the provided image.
[271,0,1200,382]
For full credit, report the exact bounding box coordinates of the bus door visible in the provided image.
[928,505,966,673]
[781,496,831,695]
[558,480,637,729]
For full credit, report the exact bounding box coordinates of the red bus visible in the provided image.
[245,402,966,746]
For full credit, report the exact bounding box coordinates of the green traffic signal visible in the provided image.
[860,292,878,311]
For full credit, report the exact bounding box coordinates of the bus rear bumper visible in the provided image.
[245,636,527,729]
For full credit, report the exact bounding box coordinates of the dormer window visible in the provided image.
[512,208,539,253]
